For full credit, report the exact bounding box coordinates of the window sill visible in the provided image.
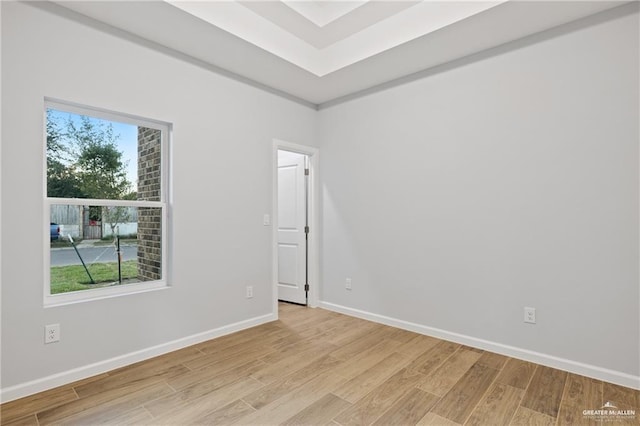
[44,280,169,308]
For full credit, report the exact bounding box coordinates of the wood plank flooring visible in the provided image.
[1,302,638,425]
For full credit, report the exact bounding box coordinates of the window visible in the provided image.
[45,99,169,305]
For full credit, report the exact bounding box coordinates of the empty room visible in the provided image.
[1,0,639,425]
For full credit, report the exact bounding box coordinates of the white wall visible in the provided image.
[318,6,639,384]
[1,1,316,394]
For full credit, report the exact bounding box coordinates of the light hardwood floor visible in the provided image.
[1,303,638,425]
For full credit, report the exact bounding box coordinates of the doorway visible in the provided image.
[272,140,318,311]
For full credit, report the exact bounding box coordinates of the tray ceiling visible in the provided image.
[51,1,629,106]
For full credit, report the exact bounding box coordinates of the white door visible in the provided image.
[277,150,308,304]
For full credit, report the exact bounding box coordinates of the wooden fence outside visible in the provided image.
[50,205,138,240]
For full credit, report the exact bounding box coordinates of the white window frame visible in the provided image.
[43,98,171,307]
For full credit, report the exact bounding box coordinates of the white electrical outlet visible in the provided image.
[45,324,60,344]
[345,278,352,290]
[524,307,536,324]
[246,286,253,298]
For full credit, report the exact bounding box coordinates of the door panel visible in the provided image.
[277,150,307,304]
[278,166,298,229]
[277,243,298,286]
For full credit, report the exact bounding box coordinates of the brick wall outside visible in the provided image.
[137,127,162,281]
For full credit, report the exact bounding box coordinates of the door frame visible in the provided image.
[272,139,319,314]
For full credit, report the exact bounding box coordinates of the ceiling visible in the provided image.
[52,0,627,107]
[166,0,507,76]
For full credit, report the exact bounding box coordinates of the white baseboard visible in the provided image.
[0,312,277,403]
[319,301,640,390]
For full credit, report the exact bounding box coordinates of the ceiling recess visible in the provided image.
[53,0,630,105]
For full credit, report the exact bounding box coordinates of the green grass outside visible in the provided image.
[50,260,138,294]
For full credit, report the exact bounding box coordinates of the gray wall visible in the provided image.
[1,1,316,389]
[318,8,639,377]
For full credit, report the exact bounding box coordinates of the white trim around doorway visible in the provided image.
[272,139,320,316]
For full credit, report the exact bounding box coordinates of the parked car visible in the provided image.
[50,223,60,241]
